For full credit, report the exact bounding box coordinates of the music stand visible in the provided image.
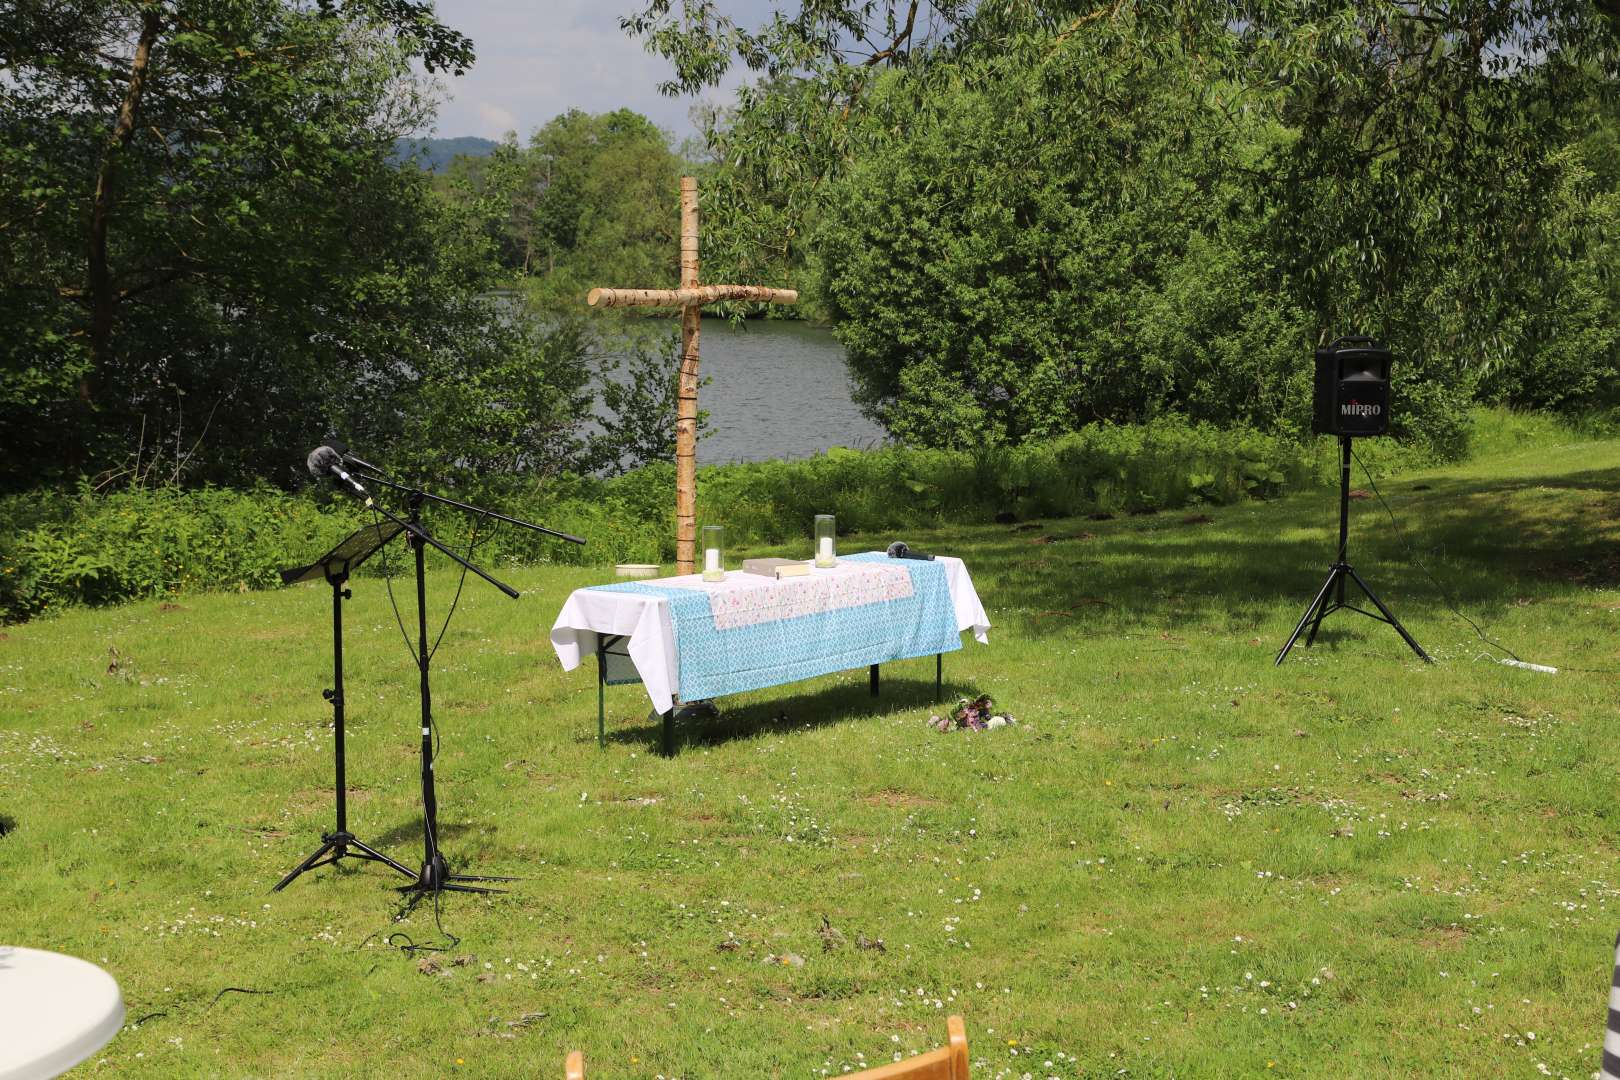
[272,522,418,891]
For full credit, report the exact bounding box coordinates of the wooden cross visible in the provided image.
[587,176,798,575]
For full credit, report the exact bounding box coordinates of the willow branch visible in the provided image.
[864,0,919,65]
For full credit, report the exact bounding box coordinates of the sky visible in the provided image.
[421,1,772,145]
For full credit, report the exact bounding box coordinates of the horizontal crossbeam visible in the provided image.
[586,285,799,308]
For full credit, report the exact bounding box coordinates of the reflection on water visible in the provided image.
[603,319,888,465]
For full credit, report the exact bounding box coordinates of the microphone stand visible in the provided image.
[354,469,585,550]
[358,480,584,895]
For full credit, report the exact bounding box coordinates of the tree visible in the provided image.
[430,108,686,307]
[626,1,1620,450]
[814,50,1314,446]
[0,0,622,491]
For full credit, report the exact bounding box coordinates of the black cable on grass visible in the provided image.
[374,504,419,667]
[207,987,272,1009]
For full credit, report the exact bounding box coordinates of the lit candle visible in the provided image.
[814,514,836,567]
[702,524,724,581]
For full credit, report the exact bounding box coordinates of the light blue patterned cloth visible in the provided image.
[590,552,961,703]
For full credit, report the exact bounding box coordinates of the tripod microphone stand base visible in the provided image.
[398,852,518,896]
[1275,560,1431,665]
[274,831,418,892]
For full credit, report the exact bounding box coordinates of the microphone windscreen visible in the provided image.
[887,541,909,558]
[306,445,341,478]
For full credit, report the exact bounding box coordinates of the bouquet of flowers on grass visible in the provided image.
[930,693,1014,732]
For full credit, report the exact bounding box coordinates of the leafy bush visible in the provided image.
[0,485,353,620]
[693,420,1321,548]
[0,484,660,622]
[14,414,1469,622]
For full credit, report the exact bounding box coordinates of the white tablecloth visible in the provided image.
[550,553,989,714]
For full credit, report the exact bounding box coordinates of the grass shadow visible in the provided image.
[896,462,1620,641]
[366,817,474,850]
[602,676,965,752]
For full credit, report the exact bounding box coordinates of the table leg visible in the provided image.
[661,709,675,757]
[935,653,942,700]
[596,643,606,749]
[869,663,879,697]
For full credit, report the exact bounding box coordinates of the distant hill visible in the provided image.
[393,136,499,173]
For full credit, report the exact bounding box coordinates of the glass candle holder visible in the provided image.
[702,525,725,581]
[814,514,836,568]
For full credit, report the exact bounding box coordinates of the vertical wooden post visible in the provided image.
[585,179,794,577]
[675,177,701,576]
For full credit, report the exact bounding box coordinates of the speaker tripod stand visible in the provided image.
[1275,436,1431,666]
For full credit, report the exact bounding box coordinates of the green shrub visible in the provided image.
[0,415,1335,622]
[688,418,1321,548]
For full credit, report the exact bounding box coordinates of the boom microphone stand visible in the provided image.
[354,469,585,894]
[1275,435,1431,665]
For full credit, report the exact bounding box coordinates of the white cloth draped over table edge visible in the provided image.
[548,554,990,715]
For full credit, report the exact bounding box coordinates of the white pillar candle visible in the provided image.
[817,535,833,564]
[704,547,720,573]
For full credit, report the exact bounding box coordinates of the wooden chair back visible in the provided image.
[846,1015,969,1080]
[561,1016,968,1079]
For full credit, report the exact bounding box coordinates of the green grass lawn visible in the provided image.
[4,430,1619,1078]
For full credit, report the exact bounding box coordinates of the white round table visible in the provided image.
[0,947,124,1080]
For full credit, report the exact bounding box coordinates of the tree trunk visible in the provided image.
[674,177,701,575]
[88,5,162,372]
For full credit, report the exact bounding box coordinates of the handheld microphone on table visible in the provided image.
[886,541,935,561]
[306,445,371,502]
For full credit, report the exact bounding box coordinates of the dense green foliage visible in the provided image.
[434,108,688,307]
[630,1,1620,453]
[0,0,653,494]
[0,414,1325,621]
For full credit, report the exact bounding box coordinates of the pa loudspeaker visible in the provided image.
[1313,336,1391,437]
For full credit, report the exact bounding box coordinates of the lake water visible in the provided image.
[621,320,887,464]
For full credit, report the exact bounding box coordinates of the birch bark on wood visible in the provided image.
[584,177,798,576]
[587,285,798,308]
[676,176,701,575]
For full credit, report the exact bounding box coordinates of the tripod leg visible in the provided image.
[1276,569,1338,666]
[272,838,340,892]
[1344,566,1433,663]
[1303,566,1343,648]
[346,837,420,881]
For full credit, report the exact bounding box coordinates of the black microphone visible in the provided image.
[326,441,384,477]
[886,540,935,561]
[306,445,369,500]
